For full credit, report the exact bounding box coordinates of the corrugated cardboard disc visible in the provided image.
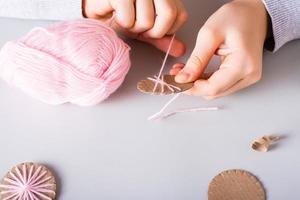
[137,75,194,95]
[208,169,266,200]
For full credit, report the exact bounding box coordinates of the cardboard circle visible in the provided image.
[137,75,194,95]
[0,162,56,200]
[208,169,266,200]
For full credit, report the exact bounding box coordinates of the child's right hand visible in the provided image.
[83,0,188,57]
[171,0,268,99]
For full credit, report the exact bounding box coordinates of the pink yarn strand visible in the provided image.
[155,107,219,120]
[147,76,181,93]
[152,34,176,93]
[148,93,181,120]
[0,164,55,200]
[148,34,219,120]
[148,93,219,121]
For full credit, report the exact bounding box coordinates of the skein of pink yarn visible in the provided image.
[0,19,131,106]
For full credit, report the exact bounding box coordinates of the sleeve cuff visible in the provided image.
[0,0,83,21]
[37,0,83,20]
[263,0,300,52]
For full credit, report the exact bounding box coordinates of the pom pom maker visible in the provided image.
[137,75,194,95]
[251,135,281,152]
[0,162,57,200]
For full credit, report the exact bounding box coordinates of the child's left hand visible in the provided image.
[170,0,268,99]
[83,0,188,57]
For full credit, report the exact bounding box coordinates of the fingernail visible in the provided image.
[176,72,190,83]
[172,65,184,69]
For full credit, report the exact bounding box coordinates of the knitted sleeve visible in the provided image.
[0,0,83,20]
[263,0,300,51]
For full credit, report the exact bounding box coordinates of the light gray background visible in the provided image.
[1,0,300,199]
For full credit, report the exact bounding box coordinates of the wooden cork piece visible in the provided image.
[0,162,56,200]
[251,135,280,152]
[137,75,194,95]
[208,169,266,200]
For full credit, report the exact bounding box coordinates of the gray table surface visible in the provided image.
[1,0,300,199]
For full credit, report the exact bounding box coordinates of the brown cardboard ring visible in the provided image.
[208,169,266,200]
[251,135,281,152]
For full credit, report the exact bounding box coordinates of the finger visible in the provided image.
[171,63,213,78]
[113,0,136,28]
[202,78,253,100]
[167,1,188,34]
[175,28,222,83]
[170,63,184,75]
[170,67,183,75]
[137,35,186,57]
[171,70,213,80]
[130,0,155,33]
[143,0,178,38]
[215,44,232,56]
[172,72,212,81]
[203,70,262,99]
[83,0,113,19]
[123,31,186,57]
[187,63,243,97]
[220,55,226,63]
[172,63,185,69]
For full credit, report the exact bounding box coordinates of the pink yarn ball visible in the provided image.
[0,19,131,106]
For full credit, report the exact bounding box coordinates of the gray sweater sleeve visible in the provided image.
[0,0,83,20]
[263,0,300,51]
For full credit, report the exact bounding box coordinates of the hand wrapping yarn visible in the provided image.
[0,19,131,106]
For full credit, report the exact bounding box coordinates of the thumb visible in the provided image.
[175,28,222,83]
[137,35,186,57]
[123,32,186,57]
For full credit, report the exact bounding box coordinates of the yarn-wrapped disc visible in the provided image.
[0,163,56,200]
[137,75,194,95]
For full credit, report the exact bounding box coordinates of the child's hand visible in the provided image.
[170,0,268,99]
[83,0,188,57]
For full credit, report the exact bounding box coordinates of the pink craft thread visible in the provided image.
[152,34,176,93]
[0,164,55,200]
[148,34,219,120]
[0,19,131,106]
